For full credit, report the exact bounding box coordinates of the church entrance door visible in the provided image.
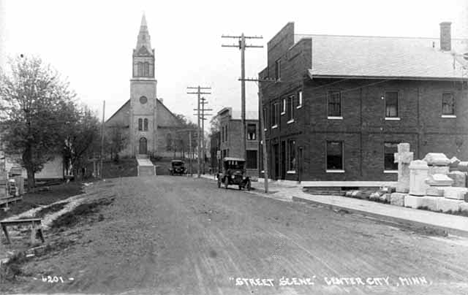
[139,137,147,154]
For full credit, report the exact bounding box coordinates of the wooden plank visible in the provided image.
[0,219,42,226]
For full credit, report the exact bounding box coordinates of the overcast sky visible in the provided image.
[1,0,467,123]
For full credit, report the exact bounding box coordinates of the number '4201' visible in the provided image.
[41,275,65,283]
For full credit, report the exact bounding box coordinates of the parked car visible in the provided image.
[217,157,251,190]
[169,160,186,175]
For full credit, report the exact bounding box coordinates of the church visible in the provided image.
[106,15,182,158]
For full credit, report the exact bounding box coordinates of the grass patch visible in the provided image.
[50,197,114,229]
[0,182,84,221]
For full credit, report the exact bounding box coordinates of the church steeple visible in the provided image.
[133,13,155,78]
[136,13,152,52]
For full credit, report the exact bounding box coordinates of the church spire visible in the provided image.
[136,13,152,53]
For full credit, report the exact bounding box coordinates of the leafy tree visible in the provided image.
[173,114,198,158]
[0,56,77,188]
[62,106,100,178]
[105,122,128,162]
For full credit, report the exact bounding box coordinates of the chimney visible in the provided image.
[440,22,452,51]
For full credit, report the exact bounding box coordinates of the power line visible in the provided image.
[187,86,211,178]
[222,33,263,164]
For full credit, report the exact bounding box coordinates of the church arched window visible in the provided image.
[144,118,148,131]
[143,62,149,77]
[138,118,142,131]
[138,62,144,76]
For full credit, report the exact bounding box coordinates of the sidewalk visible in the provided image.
[197,174,468,237]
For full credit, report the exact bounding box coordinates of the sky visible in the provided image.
[1,0,467,124]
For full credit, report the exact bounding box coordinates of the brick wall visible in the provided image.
[260,23,468,182]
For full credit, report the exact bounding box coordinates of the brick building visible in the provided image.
[216,107,259,176]
[259,22,468,182]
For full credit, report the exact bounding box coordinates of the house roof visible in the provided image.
[217,107,258,120]
[294,34,468,80]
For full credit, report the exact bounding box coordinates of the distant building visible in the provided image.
[106,14,182,158]
[259,22,468,182]
[216,107,259,176]
[209,131,221,173]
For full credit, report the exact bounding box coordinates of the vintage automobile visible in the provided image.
[217,157,251,190]
[169,160,187,175]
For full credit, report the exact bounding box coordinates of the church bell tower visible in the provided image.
[130,14,157,157]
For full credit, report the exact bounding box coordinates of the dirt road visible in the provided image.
[8,176,468,294]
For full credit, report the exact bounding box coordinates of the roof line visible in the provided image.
[309,73,468,82]
[106,99,130,123]
[295,33,467,41]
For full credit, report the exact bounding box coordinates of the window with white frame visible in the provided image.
[287,95,295,121]
[247,124,256,140]
[297,90,303,108]
[272,102,279,127]
[384,142,399,171]
[442,92,455,116]
[327,141,344,171]
[275,59,282,81]
[328,90,341,117]
[385,92,399,118]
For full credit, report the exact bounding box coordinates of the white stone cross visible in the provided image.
[394,143,414,193]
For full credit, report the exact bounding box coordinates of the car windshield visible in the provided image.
[225,161,244,170]
[173,162,183,166]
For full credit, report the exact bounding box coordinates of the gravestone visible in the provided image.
[449,156,461,170]
[394,143,413,193]
[426,174,454,186]
[423,153,450,166]
[409,160,429,196]
[447,171,466,187]
[458,162,468,172]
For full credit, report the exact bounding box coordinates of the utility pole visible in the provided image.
[241,77,275,193]
[222,34,263,162]
[100,100,106,179]
[195,97,213,174]
[187,86,211,178]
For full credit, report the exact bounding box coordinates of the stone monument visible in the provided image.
[394,143,413,193]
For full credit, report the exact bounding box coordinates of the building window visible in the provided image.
[263,107,268,129]
[225,125,228,142]
[288,140,296,172]
[328,90,341,117]
[247,150,258,169]
[442,92,455,116]
[385,92,399,118]
[281,97,286,115]
[138,118,143,131]
[287,95,295,122]
[247,124,256,140]
[143,118,148,131]
[327,141,343,171]
[275,59,282,81]
[272,102,279,127]
[384,142,399,171]
[297,90,303,108]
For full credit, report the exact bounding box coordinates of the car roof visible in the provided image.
[223,157,245,162]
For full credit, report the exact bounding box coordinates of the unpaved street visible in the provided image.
[10,176,468,295]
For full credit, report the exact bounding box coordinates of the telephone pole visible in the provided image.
[240,77,275,193]
[194,97,212,174]
[187,86,211,178]
[222,33,263,162]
